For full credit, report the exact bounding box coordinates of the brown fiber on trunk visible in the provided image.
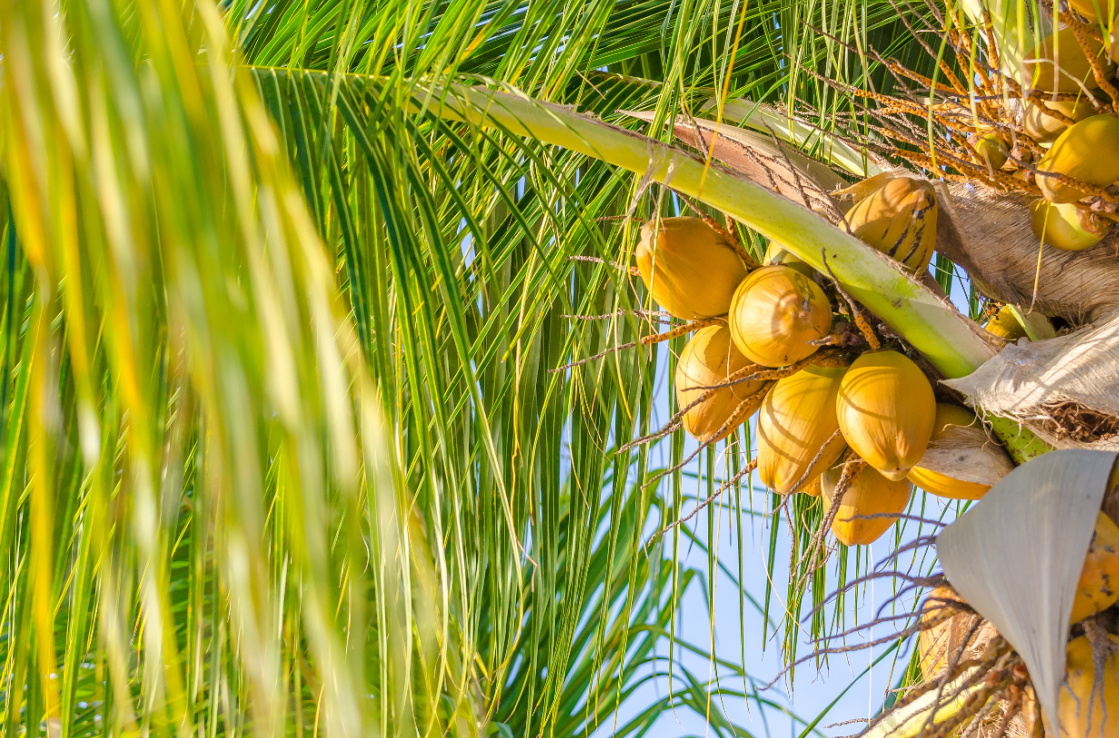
[936,182,1119,325]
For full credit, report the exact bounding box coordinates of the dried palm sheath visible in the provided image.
[945,310,1119,450]
[937,450,1117,735]
[620,110,845,218]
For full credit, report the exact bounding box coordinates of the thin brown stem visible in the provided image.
[652,459,760,541]
[1069,18,1119,113]
[640,317,722,346]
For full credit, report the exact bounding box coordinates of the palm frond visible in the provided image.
[0,0,994,735]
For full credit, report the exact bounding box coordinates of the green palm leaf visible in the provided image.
[0,0,1001,736]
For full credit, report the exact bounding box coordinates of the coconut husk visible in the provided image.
[916,424,1017,487]
[943,310,1119,450]
[921,605,999,681]
[967,694,1035,738]
[935,181,1119,325]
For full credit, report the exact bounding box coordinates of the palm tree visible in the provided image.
[3,0,1119,736]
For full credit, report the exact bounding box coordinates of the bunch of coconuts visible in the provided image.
[965,11,1119,252]
[1028,112,1119,252]
[637,176,1013,547]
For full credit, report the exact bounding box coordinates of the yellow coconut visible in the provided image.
[820,463,912,546]
[675,325,767,444]
[728,265,832,368]
[635,217,751,319]
[905,402,1014,500]
[1023,98,1097,144]
[756,365,847,495]
[1031,199,1110,251]
[984,305,1028,341]
[836,350,936,481]
[1071,512,1119,624]
[1070,0,1117,21]
[1037,115,1119,203]
[1059,634,1119,737]
[844,177,937,273]
[801,477,822,497]
[972,132,1008,171]
[1022,27,1113,95]
[762,242,815,278]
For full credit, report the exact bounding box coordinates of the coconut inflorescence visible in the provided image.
[1036,115,1119,204]
[1023,97,1096,144]
[1022,27,1113,97]
[1017,98,1119,254]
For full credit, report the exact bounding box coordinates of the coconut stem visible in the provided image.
[1032,167,1119,207]
[650,458,760,543]
[822,249,881,349]
[742,348,848,383]
[619,367,772,453]
[792,454,863,592]
[643,389,769,489]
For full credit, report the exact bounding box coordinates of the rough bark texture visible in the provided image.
[936,182,1119,325]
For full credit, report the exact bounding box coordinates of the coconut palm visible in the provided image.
[4,0,1119,736]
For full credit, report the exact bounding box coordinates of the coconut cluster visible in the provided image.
[637,173,1013,548]
[957,13,1119,253]
[1027,114,1119,251]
